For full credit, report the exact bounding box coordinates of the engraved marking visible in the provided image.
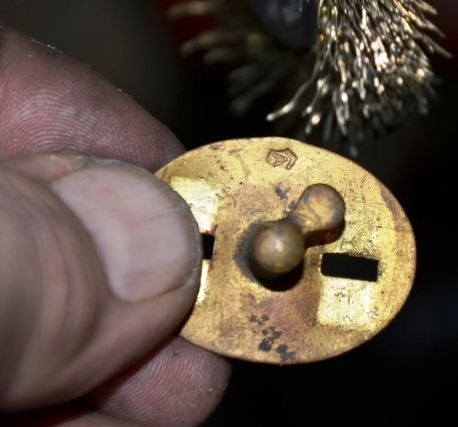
[267,149,298,170]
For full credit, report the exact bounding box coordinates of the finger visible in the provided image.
[0,24,232,423]
[1,339,230,427]
[0,154,201,410]
[85,337,231,427]
[0,27,182,170]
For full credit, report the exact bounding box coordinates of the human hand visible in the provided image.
[0,27,231,426]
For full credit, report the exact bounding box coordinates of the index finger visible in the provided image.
[0,27,183,170]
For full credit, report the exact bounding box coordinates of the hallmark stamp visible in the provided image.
[267,148,298,170]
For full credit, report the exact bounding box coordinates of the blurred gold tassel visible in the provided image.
[169,0,450,156]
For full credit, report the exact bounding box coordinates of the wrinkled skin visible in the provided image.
[0,27,231,427]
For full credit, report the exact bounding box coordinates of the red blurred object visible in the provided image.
[155,0,215,46]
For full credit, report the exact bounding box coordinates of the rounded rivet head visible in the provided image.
[249,183,345,280]
[250,220,305,278]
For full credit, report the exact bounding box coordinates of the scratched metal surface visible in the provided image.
[156,138,416,364]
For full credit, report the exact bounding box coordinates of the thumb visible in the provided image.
[0,154,202,411]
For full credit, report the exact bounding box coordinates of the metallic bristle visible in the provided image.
[168,0,450,156]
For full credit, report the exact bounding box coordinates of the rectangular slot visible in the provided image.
[321,253,379,282]
[201,233,215,260]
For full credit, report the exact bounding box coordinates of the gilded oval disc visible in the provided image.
[155,137,416,364]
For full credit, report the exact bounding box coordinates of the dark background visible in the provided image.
[0,1,456,425]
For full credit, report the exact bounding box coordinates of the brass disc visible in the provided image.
[155,137,416,364]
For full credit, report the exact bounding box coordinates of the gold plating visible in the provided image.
[155,138,416,364]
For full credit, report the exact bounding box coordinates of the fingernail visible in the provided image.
[50,162,201,302]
